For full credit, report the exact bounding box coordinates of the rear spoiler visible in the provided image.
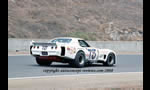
[33,42,56,46]
[30,40,56,46]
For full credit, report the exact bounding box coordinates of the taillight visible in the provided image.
[33,46,36,48]
[37,46,39,49]
[55,46,57,49]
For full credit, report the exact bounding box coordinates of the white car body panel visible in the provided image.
[30,37,116,64]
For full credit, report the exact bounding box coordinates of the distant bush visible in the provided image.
[67,31,97,41]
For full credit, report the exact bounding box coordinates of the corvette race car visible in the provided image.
[30,37,116,68]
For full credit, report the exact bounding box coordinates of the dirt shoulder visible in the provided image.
[8,72,143,90]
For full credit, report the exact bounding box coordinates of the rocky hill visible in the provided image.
[8,0,143,41]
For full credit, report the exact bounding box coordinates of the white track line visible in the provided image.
[8,72,143,80]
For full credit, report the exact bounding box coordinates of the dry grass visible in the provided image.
[8,0,143,41]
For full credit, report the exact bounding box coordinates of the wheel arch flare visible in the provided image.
[98,49,117,62]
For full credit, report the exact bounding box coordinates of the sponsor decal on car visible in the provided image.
[67,47,76,54]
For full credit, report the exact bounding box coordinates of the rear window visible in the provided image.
[51,39,72,43]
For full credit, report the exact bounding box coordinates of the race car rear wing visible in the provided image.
[30,40,56,46]
[32,42,56,46]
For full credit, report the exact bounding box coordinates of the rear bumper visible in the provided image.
[33,55,74,63]
[31,50,60,56]
[38,56,62,61]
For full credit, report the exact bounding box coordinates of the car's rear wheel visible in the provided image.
[103,53,115,66]
[73,51,85,68]
[36,58,52,66]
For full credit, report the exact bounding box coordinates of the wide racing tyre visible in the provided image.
[103,53,115,66]
[73,51,86,68]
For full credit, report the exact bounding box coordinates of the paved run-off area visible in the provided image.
[8,54,143,89]
[8,55,143,78]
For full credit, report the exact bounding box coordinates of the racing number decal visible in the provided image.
[91,52,96,59]
[88,49,96,60]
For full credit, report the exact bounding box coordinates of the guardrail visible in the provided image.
[8,38,143,53]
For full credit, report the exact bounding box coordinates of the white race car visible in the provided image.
[30,37,116,68]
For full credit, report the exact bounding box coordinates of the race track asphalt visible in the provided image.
[8,55,143,78]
